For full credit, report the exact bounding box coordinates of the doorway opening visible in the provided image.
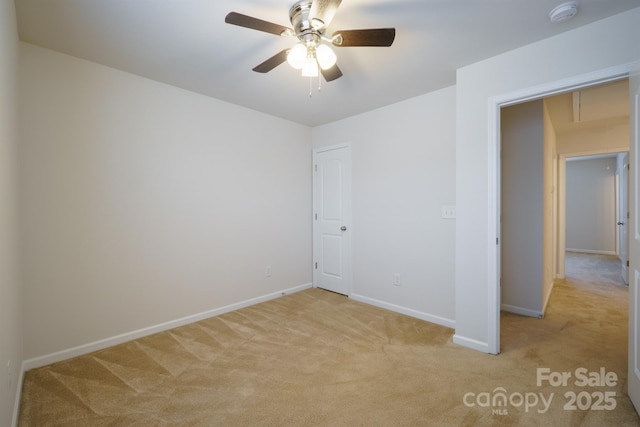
[561,152,629,285]
[497,76,630,353]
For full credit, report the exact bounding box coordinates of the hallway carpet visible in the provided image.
[18,254,639,426]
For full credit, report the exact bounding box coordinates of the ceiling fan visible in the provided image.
[224,0,396,83]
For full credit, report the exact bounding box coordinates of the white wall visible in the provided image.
[0,0,22,424]
[455,8,640,352]
[499,100,555,318]
[19,43,312,359]
[500,101,544,315]
[312,86,456,326]
[566,157,617,254]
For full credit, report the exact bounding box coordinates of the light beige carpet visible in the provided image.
[18,253,639,426]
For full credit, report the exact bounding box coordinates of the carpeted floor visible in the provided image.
[18,252,640,426]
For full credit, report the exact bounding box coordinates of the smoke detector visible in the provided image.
[549,1,579,24]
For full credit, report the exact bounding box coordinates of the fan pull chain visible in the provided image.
[308,64,322,98]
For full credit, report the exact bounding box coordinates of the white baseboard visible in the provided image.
[349,293,455,329]
[566,248,616,256]
[452,334,491,353]
[21,283,312,372]
[501,303,543,318]
[11,361,25,427]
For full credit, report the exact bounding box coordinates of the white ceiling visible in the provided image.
[15,0,640,127]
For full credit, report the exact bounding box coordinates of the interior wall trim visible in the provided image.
[565,249,617,255]
[21,282,313,372]
[501,304,543,319]
[350,293,456,329]
[452,334,489,353]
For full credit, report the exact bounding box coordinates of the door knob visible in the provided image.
[340,226,347,231]
[618,222,625,226]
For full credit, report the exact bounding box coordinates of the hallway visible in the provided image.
[564,251,626,287]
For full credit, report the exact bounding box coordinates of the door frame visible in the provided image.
[487,62,638,355]
[627,64,640,411]
[619,152,630,284]
[312,142,353,295]
[556,151,628,280]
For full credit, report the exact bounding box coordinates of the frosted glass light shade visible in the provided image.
[287,44,307,69]
[316,44,337,70]
[301,56,318,77]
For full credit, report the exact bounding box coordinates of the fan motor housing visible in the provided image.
[289,0,316,38]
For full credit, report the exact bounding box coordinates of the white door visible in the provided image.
[620,153,629,284]
[313,144,351,295]
[628,67,640,413]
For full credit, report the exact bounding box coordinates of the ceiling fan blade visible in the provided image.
[321,64,343,82]
[225,12,293,36]
[309,0,342,30]
[252,50,289,73]
[333,28,396,47]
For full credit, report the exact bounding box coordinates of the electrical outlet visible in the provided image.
[393,273,401,287]
[441,206,457,219]
[265,265,272,278]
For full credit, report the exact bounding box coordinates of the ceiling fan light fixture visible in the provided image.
[316,44,337,70]
[287,43,307,69]
[225,0,396,89]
